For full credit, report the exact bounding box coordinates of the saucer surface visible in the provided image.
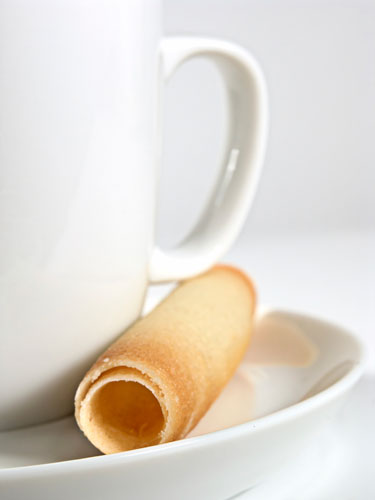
[0,308,364,500]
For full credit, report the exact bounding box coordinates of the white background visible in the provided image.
[159,2,374,498]
[159,0,374,244]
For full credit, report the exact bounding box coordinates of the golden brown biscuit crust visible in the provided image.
[75,265,256,454]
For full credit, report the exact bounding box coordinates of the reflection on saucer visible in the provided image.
[189,314,318,437]
[246,316,318,367]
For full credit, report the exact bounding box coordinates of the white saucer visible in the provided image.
[0,308,364,500]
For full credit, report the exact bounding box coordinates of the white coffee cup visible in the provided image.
[0,0,267,430]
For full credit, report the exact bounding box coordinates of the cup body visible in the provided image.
[0,0,162,429]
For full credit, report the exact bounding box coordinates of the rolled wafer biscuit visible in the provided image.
[75,265,256,454]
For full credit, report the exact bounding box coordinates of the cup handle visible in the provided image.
[150,37,268,283]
